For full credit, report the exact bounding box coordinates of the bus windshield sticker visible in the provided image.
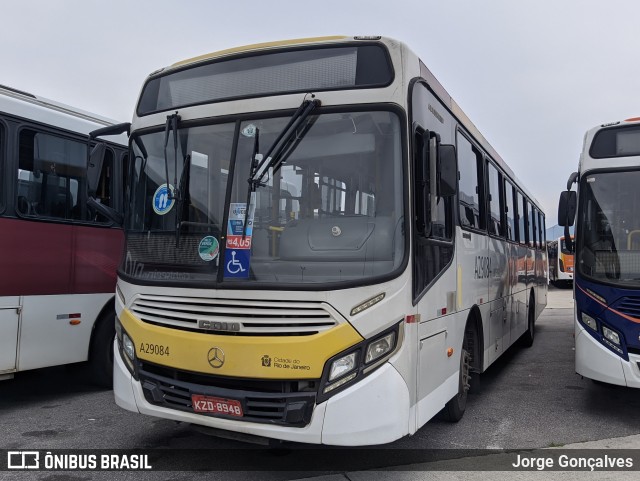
[242,124,257,137]
[224,203,254,278]
[152,183,176,215]
[198,236,220,262]
[224,249,251,278]
[191,151,208,169]
[227,203,254,237]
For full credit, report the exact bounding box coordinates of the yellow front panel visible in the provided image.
[120,309,362,379]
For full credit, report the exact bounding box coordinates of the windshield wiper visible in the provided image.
[163,113,180,200]
[242,96,320,236]
[251,97,320,186]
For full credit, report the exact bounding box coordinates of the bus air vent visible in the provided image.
[613,297,640,319]
[130,295,339,335]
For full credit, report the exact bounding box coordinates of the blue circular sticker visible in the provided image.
[152,184,175,215]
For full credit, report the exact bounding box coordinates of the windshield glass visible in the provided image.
[123,109,405,286]
[577,170,640,286]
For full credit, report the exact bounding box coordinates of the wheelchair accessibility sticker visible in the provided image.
[224,249,250,278]
[223,202,254,278]
[152,184,175,215]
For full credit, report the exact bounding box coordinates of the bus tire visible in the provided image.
[519,293,536,348]
[88,312,115,388]
[445,323,474,422]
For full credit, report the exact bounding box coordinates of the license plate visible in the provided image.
[191,394,243,417]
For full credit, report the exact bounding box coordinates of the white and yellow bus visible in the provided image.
[93,36,548,445]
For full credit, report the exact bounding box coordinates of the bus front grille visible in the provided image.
[613,297,640,319]
[138,362,316,427]
[130,294,338,335]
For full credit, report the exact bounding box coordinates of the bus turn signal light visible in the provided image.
[447,348,454,357]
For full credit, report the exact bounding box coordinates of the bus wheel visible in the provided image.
[519,294,536,348]
[445,336,472,422]
[88,312,115,388]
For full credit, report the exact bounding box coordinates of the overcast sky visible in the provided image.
[3,0,639,226]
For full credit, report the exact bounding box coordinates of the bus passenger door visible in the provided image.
[0,297,20,372]
[488,237,507,363]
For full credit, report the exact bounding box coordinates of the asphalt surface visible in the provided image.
[1,285,639,480]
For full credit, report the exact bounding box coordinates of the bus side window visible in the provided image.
[504,180,516,242]
[486,160,503,236]
[516,191,526,245]
[16,129,114,224]
[18,129,84,220]
[456,132,485,231]
[530,204,537,248]
[91,148,114,222]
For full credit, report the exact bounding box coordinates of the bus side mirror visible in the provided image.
[557,191,576,227]
[558,190,576,253]
[438,144,456,198]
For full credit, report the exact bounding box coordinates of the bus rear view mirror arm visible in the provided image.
[88,122,131,140]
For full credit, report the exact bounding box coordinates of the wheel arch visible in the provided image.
[466,305,484,374]
[87,296,116,359]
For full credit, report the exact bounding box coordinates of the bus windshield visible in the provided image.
[577,170,640,286]
[124,109,404,286]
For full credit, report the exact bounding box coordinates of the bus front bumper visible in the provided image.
[575,323,640,388]
[113,341,411,445]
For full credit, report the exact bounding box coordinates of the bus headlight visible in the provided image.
[123,332,136,361]
[116,320,137,378]
[365,332,396,364]
[319,321,402,402]
[602,325,621,346]
[329,352,358,382]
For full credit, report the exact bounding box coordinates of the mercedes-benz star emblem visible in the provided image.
[207,347,225,368]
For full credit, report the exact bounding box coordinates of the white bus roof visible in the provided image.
[579,117,640,174]
[139,35,543,210]
[0,84,126,144]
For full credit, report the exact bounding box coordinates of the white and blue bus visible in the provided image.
[92,36,548,445]
[559,117,640,388]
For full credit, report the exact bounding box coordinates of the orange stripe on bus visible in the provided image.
[577,284,640,324]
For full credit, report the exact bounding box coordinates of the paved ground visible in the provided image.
[2,284,639,480]
[546,282,575,309]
